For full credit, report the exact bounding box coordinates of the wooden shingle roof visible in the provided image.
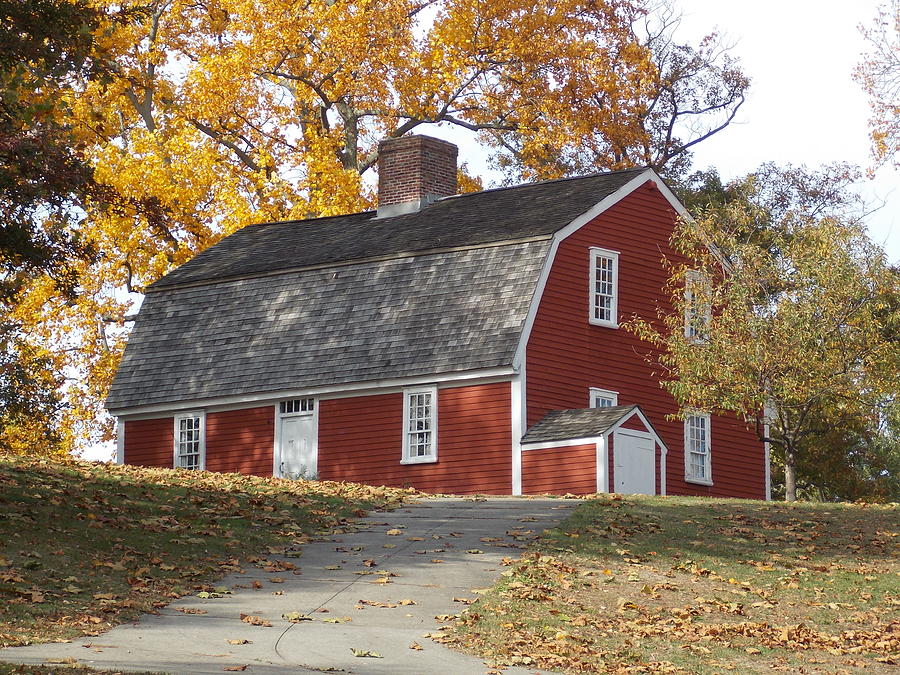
[106,168,652,412]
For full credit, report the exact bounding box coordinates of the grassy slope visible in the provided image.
[442,494,899,674]
[0,456,415,648]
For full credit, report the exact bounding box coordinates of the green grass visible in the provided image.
[444,494,899,673]
[0,455,415,648]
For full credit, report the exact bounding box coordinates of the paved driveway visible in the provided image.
[1,497,578,674]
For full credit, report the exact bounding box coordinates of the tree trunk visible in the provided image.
[784,447,797,502]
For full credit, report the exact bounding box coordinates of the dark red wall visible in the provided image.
[522,444,596,495]
[205,406,274,476]
[124,406,274,474]
[525,181,765,499]
[318,382,512,494]
[123,417,172,467]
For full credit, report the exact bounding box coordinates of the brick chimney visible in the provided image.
[377,134,458,218]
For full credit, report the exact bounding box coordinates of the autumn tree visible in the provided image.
[10,0,751,454]
[490,0,749,182]
[856,0,899,168]
[0,0,105,453]
[630,167,900,501]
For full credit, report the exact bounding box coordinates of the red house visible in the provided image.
[106,134,769,499]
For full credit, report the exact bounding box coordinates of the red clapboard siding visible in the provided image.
[124,417,173,467]
[526,181,765,499]
[205,406,274,476]
[522,445,596,495]
[318,382,511,494]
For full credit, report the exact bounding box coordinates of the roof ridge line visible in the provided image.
[148,234,554,293]
[437,167,649,202]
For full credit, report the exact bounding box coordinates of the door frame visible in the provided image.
[613,428,656,495]
[273,400,319,478]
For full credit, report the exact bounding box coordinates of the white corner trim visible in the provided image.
[115,418,125,464]
[660,441,667,496]
[596,436,608,493]
[513,168,673,367]
[511,375,524,495]
[272,403,281,477]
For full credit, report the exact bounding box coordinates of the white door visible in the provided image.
[279,414,317,479]
[614,429,656,495]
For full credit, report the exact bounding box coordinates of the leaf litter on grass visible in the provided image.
[0,454,418,647]
[441,494,899,673]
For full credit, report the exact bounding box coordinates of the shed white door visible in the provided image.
[614,429,655,495]
[279,414,317,479]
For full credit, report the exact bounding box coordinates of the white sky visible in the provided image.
[666,0,898,259]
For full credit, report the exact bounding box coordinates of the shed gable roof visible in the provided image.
[522,405,643,444]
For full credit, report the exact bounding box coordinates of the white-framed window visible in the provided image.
[684,270,712,340]
[280,398,314,414]
[174,411,205,470]
[589,247,619,328]
[589,387,619,408]
[401,386,437,464]
[684,413,712,485]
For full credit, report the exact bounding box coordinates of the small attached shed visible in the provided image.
[521,405,668,496]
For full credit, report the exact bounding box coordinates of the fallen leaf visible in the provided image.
[351,648,383,658]
[409,641,423,650]
[223,666,248,671]
[282,611,313,623]
[226,639,252,645]
[398,598,417,605]
[322,616,352,624]
[239,614,272,627]
[386,529,403,536]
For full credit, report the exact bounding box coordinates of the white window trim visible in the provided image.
[684,412,713,485]
[684,269,712,341]
[589,247,620,328]
[173,411,206,471]
[589,387,619,408]
[400,386,438,465]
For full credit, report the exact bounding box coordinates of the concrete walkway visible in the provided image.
[1,497,579,674]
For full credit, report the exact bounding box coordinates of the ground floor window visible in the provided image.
[174,412,205,470]
[402,386,437,464]
[684,413,711,484]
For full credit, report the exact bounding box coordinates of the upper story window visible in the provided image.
[684,270,711,340]
[174,411,205,470]
[589,247,619,328]
[589,387,619,408]
[280,398,314,414]
[401,386,437,464]
[684,413,712,485]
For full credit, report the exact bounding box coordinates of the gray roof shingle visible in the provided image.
[152,168,646,290]
[107,168,655,412]
[521,406,642,443]
[106,241,550,411]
